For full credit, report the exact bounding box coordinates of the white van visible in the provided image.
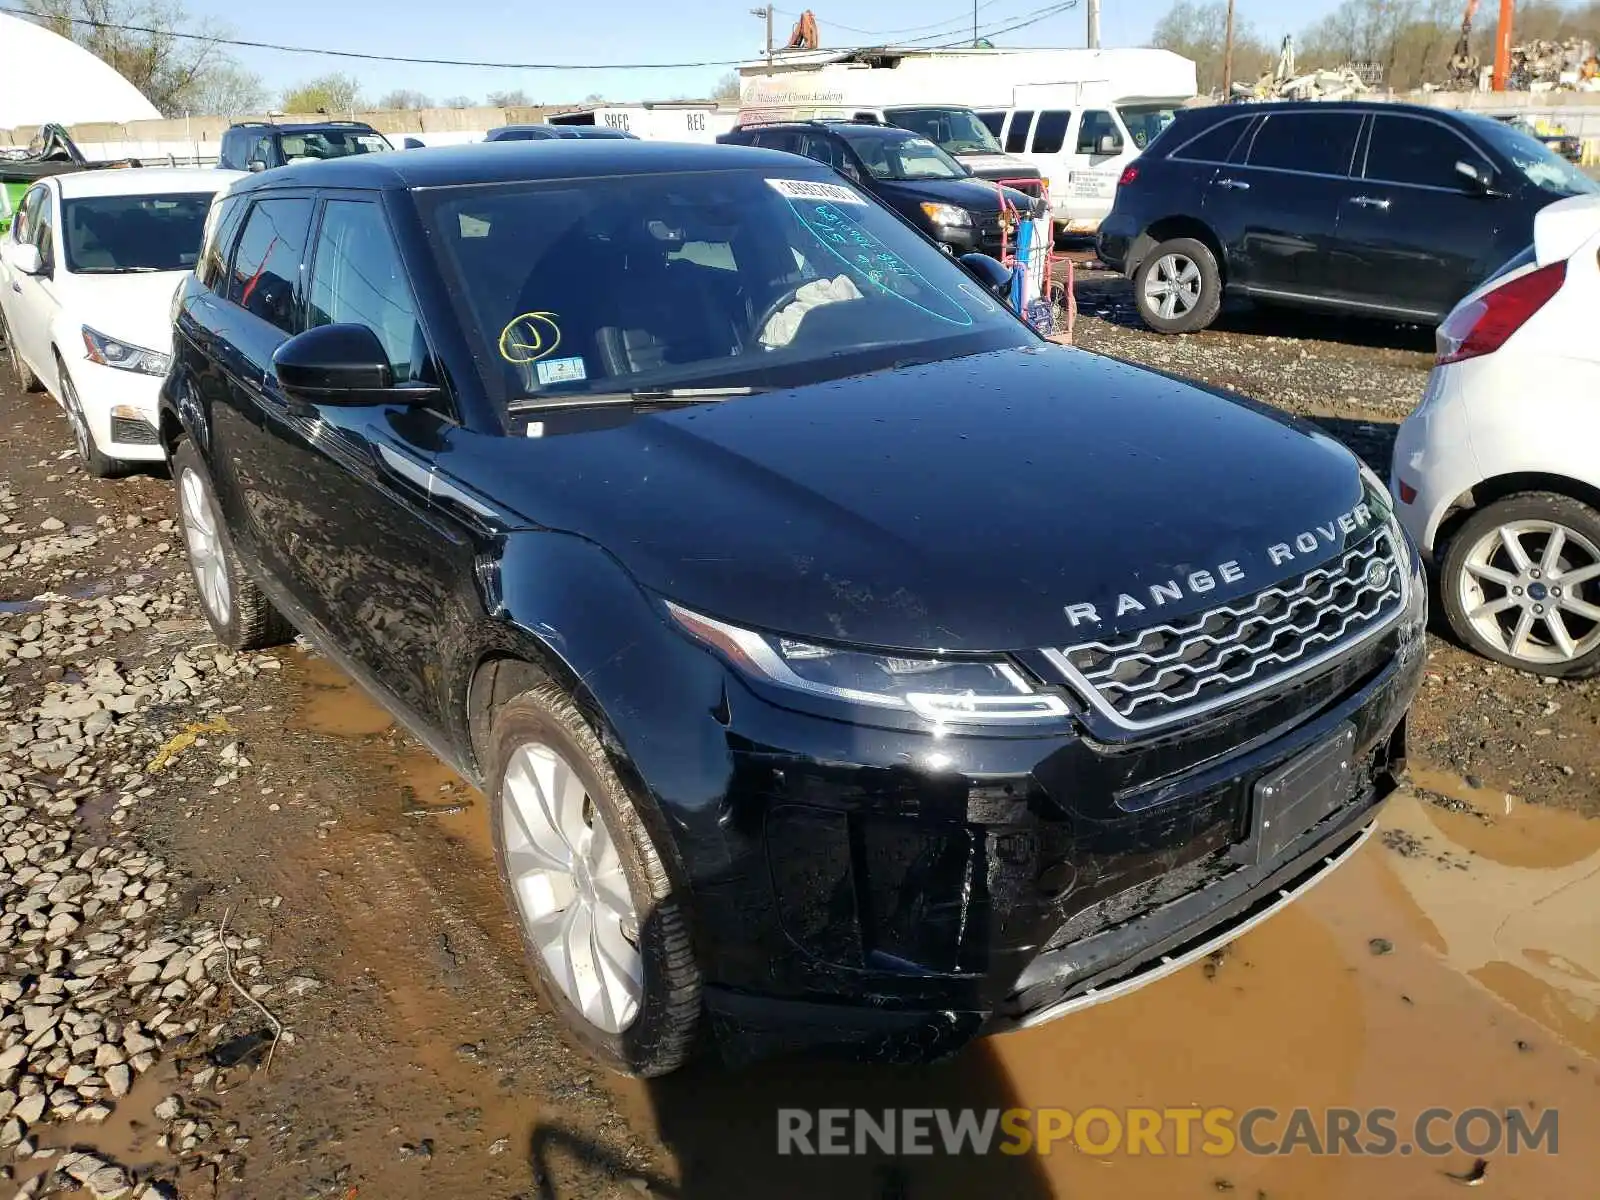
[977,85,1188,234]
[739,47,1197,236]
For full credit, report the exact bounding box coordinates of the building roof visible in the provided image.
[0,14,162,131]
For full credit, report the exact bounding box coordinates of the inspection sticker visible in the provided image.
[536,356,587,386]
[766,178,869,205]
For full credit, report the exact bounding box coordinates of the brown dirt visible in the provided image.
[2,291,1597,1200]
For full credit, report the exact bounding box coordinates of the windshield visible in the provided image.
[280,129,392,163]
[847,133,967,181]
[419,168,1027,407]
[62,193,213,273]
[1118,104,1179,152]
[1476,119,1600,197]
[885,107,1004,156]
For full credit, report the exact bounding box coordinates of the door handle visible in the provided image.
[1215,177,1250,190]
[1351,195,1391,209]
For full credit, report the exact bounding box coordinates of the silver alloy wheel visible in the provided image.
[1142,252,1202,320]
[179,467,232,628]
[500,742,642,1034]
[1459,518,1600,665]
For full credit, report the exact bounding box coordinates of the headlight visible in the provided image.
[81,326,170,376]
[666,602,1069,725]
[919,202,972,228]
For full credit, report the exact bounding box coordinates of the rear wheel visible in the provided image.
[1440,492,1600,679]
[0,307,42,392]
[1133,237,1222,334]
[171,440,293,651]
[488,683,700,1076]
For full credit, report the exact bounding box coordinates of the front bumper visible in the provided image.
[688,560,1427,1066]
[72,358,164,463]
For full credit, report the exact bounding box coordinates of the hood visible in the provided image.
[955,152,1041,182]
[63,270,187,353]
[872,175,1026,213]
[462,347,1373,652]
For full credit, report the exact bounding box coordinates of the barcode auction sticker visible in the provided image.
[766,178,869,205]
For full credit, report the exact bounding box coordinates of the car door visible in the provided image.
[1065,109,1124,216]
[1211,109,1362,298]
[9,184,60,383]
[265,194,465,728]
[1331,112,1506,320]
[1,185,45,363]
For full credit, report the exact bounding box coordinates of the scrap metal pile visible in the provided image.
[1230,36,1373,102]
[1502,38,1600,91]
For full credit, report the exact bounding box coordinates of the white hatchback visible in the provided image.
[1391,191,1600,677]
[0,167,242,475]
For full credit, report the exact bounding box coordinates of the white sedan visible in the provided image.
[0,167,242,475]
[1391,191,1600,678]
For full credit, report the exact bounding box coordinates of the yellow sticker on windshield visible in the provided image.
[498,312,562,364]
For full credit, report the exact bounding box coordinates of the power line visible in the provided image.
[0,6,751,70]
[933,1,1080,48]
[772,3,1002,39]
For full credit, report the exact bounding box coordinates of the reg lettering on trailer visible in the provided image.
[601,111,710,133]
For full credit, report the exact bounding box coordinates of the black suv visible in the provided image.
[218,121,394,172]
[719,120,1042,258]
[161,141,1423,1075]
[1098,100,1600,334]
[485,124,638,142]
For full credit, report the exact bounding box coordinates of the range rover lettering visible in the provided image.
[162,141,1426,1075]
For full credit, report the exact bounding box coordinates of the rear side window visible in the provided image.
[1365,114,1485,190]
[977,111,1004,138]
[226,196,313,334]
[1005,112,1034,153]
[1077,110,1120,155]
[1246,112,1360,177]
[1031,110,1071,155]
[1171,117,1252,164]
[799,134,843,169]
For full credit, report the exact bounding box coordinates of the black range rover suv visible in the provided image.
[162,141,1425,1075]
[1098,100,1600,334]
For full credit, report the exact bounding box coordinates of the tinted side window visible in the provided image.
[34,196,55,269]
[1032,110,1071,155]
[754,130,803,154]
[1005,111,1034,153]
[196,194,246,291]
[1365,115,1484,189]
[14,185,46,243]
[1247,112,1360,176]
[977,111,1005,138]
[1171,117,1251,164]
[799,134,843,169]
[226,196,313,333]
[1077,110,1120,155]
[308,200,424,380]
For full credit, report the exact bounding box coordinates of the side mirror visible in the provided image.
[1455,159,1500,194]
[1096,133,1124,155]
[958,252,1014,299]
[246,159,267,173]
[3,242,43,276]
[402,137,425,149]
[272,324,436,405]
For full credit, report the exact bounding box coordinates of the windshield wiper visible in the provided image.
[507,386,760,415]
[73,266,167,274]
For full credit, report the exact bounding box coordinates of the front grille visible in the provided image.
[1049,531,1405,730]
[110,415,159,445]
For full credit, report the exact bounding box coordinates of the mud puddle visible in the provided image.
[13,1061,180,1196]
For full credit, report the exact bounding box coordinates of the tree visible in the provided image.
[486,88,531,107]
[281,73,364,114]
[1151,0,1272,94]
[24,0,255,117]
[712,71,741,103]
[186,61,267,117]
[377,88,433,110]
[440,94,476,109]
[583,91,605,103]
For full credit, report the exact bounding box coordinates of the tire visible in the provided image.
[170,440,294,651]
[58,363,119,478]
[0,307,42,392]
[488,683,700,1077]
[1439,491,1600,679]
[1132,236,1223,334]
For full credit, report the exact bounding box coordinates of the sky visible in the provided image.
[181,0,1349,108]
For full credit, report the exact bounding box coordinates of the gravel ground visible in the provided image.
[0,284,1595,1198]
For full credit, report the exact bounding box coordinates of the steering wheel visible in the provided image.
[751,282,809,348]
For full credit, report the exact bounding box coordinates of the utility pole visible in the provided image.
[1087,0,1101,49]
[751,7,773,64]
[1221,0,1237,96]
[1491,0,1515,91]
[973,0,978,47]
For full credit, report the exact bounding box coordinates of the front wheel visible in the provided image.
[1440,492,1600,678]
[1132,237,1222,334]
[59,367,119,478]
[489,682,701,1076]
